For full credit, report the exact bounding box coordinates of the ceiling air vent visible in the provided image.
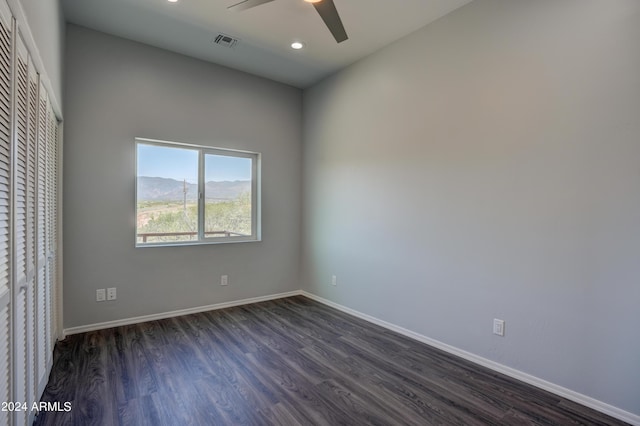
[213,34,238,48]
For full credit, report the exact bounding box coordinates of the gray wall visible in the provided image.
[19,0,64,107]
[63,25,302,328]
[302,0,640,416]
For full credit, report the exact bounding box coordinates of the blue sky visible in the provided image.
[137,144,251,182]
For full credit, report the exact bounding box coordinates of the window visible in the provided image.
[136,138,260,246]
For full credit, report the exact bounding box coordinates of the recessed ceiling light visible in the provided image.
[304,0,322,3]
[291,42,305,50]
[168,0,178,3]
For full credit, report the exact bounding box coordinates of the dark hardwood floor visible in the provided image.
[35,296,628,425]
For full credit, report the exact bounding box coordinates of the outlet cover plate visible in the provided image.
[107,287,117,301]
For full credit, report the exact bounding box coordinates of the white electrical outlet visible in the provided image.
[221,275,228,286]
[493,319,505,336]
[332,275,337,286]
[107,287,117,301]
[96,289,106,302]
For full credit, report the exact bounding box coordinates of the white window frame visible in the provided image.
[135,137,261,247]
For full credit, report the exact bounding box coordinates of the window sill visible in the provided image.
[136,237,261,248]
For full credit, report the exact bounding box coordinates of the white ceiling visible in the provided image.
[61,0,472,88]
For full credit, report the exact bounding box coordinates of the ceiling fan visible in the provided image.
[228,0,348,43]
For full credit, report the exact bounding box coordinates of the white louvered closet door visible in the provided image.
[46,108,58,353]
[35,81,48,390]
[25,52,38,413]
[0,2,13,426]
[45,107,54,357]
[0,2,61,423]
[12,34,30,426]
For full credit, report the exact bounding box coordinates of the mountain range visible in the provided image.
[137,176,250,202]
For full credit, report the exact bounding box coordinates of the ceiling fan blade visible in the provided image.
[228,0,276,12]
[312,0,348,43]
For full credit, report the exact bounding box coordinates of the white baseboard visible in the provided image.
[301,291,640,426]
[63,290,302,336]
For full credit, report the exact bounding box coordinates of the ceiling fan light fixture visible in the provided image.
[230,0,347,44]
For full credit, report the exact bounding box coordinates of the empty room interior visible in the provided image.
[1,0,639,424]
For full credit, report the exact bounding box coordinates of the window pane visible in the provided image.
[204,154,252,238]
[137,144,199,243]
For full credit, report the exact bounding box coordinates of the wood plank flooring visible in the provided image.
[35,296,628,425]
